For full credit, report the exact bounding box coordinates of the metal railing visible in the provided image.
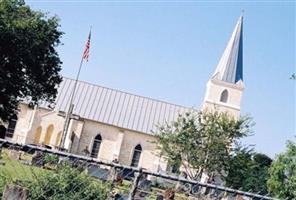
[0,138,277,200]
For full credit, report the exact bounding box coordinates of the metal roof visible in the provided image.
[40,77,191,134]
[212,15,243,83]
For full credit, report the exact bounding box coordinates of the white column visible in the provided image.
[64,119,74,150]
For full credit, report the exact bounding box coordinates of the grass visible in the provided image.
[0,149,50,192]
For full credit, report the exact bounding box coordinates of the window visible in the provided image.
[34,126,42,144]
[44,124,54,145]
[91,134,102,158]
[220,89,228,103]
[131,144,142,167]
[5,115,17,138]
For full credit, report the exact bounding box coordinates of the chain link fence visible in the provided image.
[0,138,277,200]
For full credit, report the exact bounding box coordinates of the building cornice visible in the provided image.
[210,79,244,91]
[204,99,240,111]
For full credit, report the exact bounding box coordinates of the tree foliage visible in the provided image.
[225,146,272,194]
[268,141,296,199]
[0,0,63,121]
[154,111,252,180]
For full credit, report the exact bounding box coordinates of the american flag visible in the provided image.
[82,30,91,61]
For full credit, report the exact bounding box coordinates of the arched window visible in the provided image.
[34,126,42,144]
[44,124,54,145]
[6,115,18,138]
[131,144,142,167]
[91,134,102,158]
[220,89,229,103]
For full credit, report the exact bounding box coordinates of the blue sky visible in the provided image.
[27,1,295,158]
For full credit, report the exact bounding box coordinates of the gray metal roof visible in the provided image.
[40,77,191,134]
[212,16,243,83]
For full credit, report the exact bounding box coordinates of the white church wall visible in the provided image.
[12,105,167,173]
[76,120,166,172]
[77,120,121,162]
[119,129,161,171]
[13,104,35,143]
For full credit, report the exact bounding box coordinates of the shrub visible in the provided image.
[21,164,111,200]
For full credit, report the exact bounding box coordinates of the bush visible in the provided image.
[20,164,111,200]
[43,154,59,166]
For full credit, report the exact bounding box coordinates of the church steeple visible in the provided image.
[212,15,243,84]
[202,15,245,118]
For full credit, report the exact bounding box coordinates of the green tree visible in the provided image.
[20,164,111,200]
[0,0,63,121]
[154,111,252,180]
[225,146,272,194]
[268,141,296,199]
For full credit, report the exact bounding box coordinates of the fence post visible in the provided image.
[128,168,143,200]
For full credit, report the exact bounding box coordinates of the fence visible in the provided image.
[0,138,277,200]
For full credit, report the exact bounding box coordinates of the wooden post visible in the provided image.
[128,168,143,200]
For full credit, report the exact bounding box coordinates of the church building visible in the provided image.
[1,16,244,173]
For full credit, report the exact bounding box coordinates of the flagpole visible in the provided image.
[59,27,91,150]
[59,56,84,150]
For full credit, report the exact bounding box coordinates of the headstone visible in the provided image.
[8,149,21,160]
[137,175,151,198]
[87,164,109,181]
[31,151,45,167]
[2,184,28,200]
[20,160,31,166]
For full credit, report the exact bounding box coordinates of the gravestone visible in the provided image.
[8,149,21,160]
[136,177,152,198]
[2,184,28,200]
[31,151,45,167]
[87,164,109,181]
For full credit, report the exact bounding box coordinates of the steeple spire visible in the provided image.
[212,15,243,84]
